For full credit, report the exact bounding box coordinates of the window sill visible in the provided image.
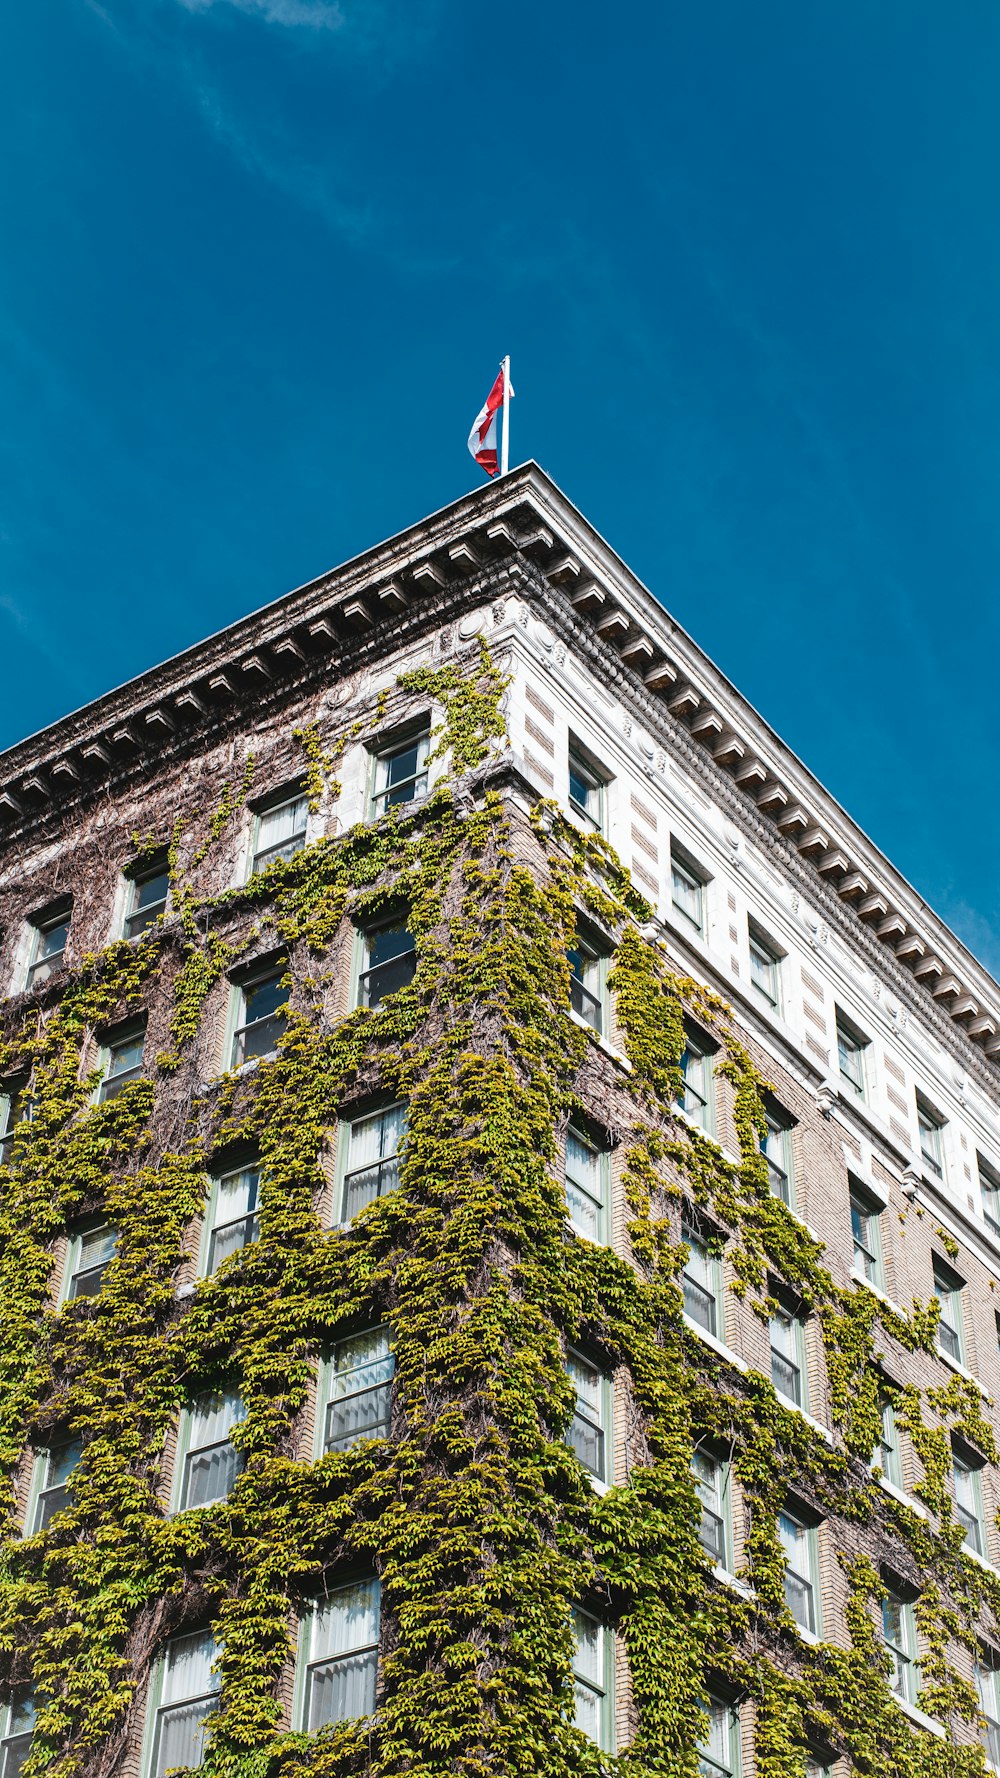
[568,1010,633,1072]
[962,1543,999,1578]
[682,1314,749,1375]
[875,1475,928,1520]
[894,1696,944,1740]
[773,1392,835,1448]
[795,1623,822,1648]
[935,1346,989,1398]
[855,1276,909,1319]
[713,1565,753,1601]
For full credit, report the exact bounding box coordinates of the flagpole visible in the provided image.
[500,354,511,476]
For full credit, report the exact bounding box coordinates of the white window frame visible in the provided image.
[976,1653,1000,1771]
[123,859,169,940]
[693,1447,732,1572]
[61,1223,117,1304]
[369,723,431,821]
[836,1009,868,1099]
[670,843,708,937]
[228,963,288,1069]
[355,923,418,1012]
[0,1080,28,1165]
[335,1106,405,1225]
[95,1026,145,1104]
[565,1350,611,1488]
[200,1164,261,1276]
[870,1392,902,1489]
[567,927,606,1037]
[0,1697,36,1774]
[316,1328,394,1458]
[882,1586,918,1706]
[248,787,309,879]
[778,1506,820,1635]
[564,1124,609,1244]
[567,739,607,835]
[761,1107,794,1207]
[25,1438,82,1534]
[698,1696,741,1778]
[916,1094,946,1181]
[293,1580,380,1732]
[682,1223,723,1342]
[932,1259,965,1366]
[953,1446,986,1557]
[570,1607,614,1750]
[850,1181,883,1289]
[25,906,70,991]
[770,1298,807,1410]
[748,920,782,1012]
[980,1155,1000,1240]
[139,1630,220,1778]
[678,1030,714,1134]
[172,1393,246,1514]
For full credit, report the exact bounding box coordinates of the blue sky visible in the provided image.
[2,1,998,974]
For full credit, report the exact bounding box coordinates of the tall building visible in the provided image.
[1,463,999,1778]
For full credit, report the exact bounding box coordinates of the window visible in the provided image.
[123,860,169,939]
[64,1224,117,1300]
[357,924,417,1010]
[870,1393,902,1489]
[250,790,308,876]
[176,1393,245,1511]
[761,1107,794,1207]
[770,1297,806,1408]
[339,1106,404,1223]
[567,928,604,1036]
[916,1095,945,1181]
[932,1258,965,1365]
[571,1608,611,1748]
[298,1580,379,1730]
[0,1083,28,1164]
[564,1125,608,1243]
[230,964,288,1066]
[96,1027,144,1102]
[25,906,70,990]
[204,1165,260,1273]
[144,1630,220,1778]
[981,1156,1000,1240]
[567,741,606,833]
[0,1698,35,1778]
[698,1698,740,1778]
[565,1351,609,1485]
[682,1224,721,1340]
[953,1444,986,1556]
[693,1449,730,1570]
[670,844,707,937]
[836,1010,868,1099]
[748,922,782,1012]
[370,726,431,820]
[849,1182,883,1288]
[778,1508,818,1634]
[30,1439,82,1532]
[882,1585,918,1705]
[677,1030,714,1133]
[976,1652,1000,1770]
[320,1328,394,1454]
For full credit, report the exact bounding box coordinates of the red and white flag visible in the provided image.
[467,362,513,478]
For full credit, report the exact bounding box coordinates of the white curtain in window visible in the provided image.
[306,1582,379,1729]
[566,1132,601,1237]
[571,1609,604,1740]
[258,797,306,853]
[155,1632,220,1776]
[184,1394,244,1507]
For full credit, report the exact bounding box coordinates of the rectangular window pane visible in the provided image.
[671,854,704,933]
[341,1108,404,1221]
[33,1439,82,1531]
[253,796,308,872]
[761,1115,791,1204]
[778,1511,816,1632]
[153,1632,220,1778]
[698,1701,736,1778]
[918,1101,944,1178]
[27,916,69,987]
[850,1192,880,1286]
[565,1130,604,1240]
[567,1354,606,1482]
[683,1234,717,1338]
[568,748,604,830]
[567,941,603,1034]
[232,972,287,1065]
[181,1395,244,1509]
[571,1609,606,1744]
[305,1581,379,1729]
[207,1167,261,1271]
[693,1451,727,1567]
[678,1040,711,1130]
[99,1033,145,1101]
[771,1309,802,1405]
[0,1699,35,1778]
[125,869,169,938]
[324,1329,394,1453]
[371,732,430,817]
[360,928,417,1009]
[837,1017,866,1096]
[69,1224,117,1299]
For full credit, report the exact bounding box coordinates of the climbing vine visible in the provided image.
[0,635,997,1778]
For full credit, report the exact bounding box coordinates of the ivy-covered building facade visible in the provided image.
[1,463,1000,1778]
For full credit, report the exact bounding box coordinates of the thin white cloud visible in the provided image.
[175,0,345,27]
